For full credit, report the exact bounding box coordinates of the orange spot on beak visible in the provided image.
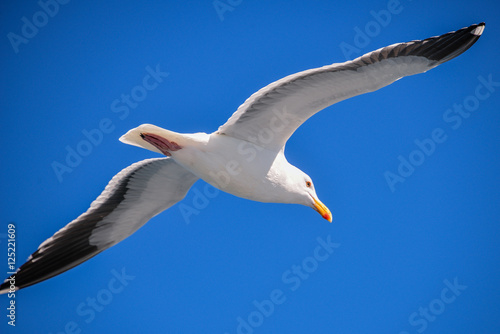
[312,197,332,222]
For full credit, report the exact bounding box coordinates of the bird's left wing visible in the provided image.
[0,157,198,293]
[217,22,485,151]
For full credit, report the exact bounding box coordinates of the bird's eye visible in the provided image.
[306,181,312,188]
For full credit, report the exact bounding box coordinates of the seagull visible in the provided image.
[0,22,484,294]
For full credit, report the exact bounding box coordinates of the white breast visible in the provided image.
[171,133,294,203]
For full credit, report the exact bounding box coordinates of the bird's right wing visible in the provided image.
[0,157,198,293]
[217,23,485,151]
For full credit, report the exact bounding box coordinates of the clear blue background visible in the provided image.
[1,1,499,333]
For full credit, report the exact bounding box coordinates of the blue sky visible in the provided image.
[1,1,499,333]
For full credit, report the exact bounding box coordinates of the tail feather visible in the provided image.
[119,124,182,155]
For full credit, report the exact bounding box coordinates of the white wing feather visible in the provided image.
[0,158,198,293]
[217,23,484,151]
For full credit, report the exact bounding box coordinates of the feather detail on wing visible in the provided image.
[0,158,198,293]
[217,23,485,151]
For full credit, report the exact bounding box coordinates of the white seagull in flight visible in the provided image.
[0,22,485,294]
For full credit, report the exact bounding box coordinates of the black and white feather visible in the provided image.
[0,158,198,293]
[218,22,485,151]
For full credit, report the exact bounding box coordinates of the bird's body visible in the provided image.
[0,22,485,294]
[121,125,318,206]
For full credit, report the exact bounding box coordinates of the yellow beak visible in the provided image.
[313,197,332,222]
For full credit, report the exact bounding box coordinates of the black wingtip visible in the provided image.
[440,22,485,63]
[0,277,13,295]
[404,22,486,65]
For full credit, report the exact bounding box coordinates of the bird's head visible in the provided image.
[299,175,332,223]
[277,162,332,222]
